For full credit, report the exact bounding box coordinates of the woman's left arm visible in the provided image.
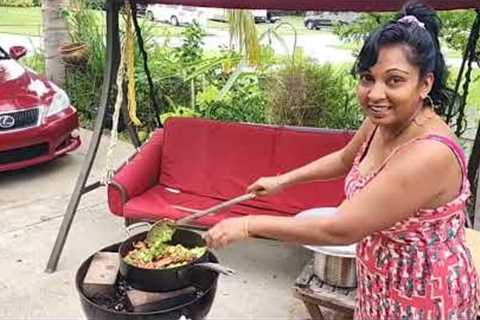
[205,141,459,249]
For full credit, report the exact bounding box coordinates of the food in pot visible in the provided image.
[124,232,207,269]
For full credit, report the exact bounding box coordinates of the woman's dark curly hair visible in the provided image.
[353,1,452,114]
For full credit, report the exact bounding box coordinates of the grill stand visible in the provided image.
[293,260,355,320]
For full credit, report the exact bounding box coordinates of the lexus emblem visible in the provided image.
[0,115,15,129]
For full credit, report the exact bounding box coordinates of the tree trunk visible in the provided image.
[42,0,69,86]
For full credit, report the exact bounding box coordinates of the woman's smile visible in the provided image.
[367,104,392,118]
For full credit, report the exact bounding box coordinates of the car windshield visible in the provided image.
[0,46,9,59]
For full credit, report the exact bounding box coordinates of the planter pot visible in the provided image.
[60,42,88,65]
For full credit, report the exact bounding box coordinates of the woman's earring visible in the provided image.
[424,95,435,108]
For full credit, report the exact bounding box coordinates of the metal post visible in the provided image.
[45,0,122,273]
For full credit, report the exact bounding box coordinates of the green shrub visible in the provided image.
[85,0,104,10]
[265,59,363,129]
[23,51,45,74]
[196,73,267,123]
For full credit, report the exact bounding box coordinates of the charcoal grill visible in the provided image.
[76,242,218,320]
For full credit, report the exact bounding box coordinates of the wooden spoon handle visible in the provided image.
[176,193,256,225]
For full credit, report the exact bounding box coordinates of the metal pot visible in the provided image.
[296,207,357,288]
[312,250,356,288]
[119,228,234,292]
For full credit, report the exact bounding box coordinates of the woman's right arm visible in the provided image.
[248,119,373,196]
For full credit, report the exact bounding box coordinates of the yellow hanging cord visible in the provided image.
[125,1,142,126]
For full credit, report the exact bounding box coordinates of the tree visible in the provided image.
[334,10,478,54]
[42,0,69,86]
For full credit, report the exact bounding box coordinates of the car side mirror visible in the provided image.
[9,46,27,60]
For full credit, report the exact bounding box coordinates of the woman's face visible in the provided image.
[356,44,433,128]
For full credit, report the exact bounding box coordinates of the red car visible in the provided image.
[0,45,80,172]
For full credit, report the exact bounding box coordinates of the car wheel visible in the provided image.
[170,16,179,26]
[306,21,315,30]
[146,11,154,21]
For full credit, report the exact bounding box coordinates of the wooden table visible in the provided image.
[293,260,356,320]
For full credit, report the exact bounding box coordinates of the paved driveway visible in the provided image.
[0,129,311,319]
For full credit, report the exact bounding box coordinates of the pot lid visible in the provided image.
[295,207,357,258]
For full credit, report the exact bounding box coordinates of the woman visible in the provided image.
[205,2,479,319]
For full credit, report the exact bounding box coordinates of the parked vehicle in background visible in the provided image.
[135,4,147,16]
[145,4,209,26]
[207,8,273,23]
[145,5,275,26]
[304,12,358,30]
[86,0,146,14]
[0,45,80,172]
[304,16,333,30]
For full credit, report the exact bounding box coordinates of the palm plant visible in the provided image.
[227,10,261,66]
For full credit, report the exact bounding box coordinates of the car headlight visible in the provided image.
[46,86,70,117]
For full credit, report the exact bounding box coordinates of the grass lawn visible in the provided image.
[0,7,42,36]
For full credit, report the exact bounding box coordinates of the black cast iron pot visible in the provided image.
[76,242,218,320]
[119,228,234,292]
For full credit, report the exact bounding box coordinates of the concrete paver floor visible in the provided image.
[0,129,311,320]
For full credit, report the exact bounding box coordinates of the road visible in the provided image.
[1,28,464,67]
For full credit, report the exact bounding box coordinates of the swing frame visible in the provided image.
[45,0,480,273]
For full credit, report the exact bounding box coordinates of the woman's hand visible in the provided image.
[204,217,250,249]
[247,176,286,196]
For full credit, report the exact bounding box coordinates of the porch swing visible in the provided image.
[46,0,480,273]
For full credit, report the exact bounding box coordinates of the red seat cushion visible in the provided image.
[158,118,352,215]
[124,184,285,226]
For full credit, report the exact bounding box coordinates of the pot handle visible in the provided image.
[125,222,151,237]
[191,262,236,276]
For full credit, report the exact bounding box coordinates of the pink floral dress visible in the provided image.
[346,131,480,320]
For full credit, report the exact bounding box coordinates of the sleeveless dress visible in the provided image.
[345,130,480,320]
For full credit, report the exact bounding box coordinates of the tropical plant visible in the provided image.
[196,73,267,123]
[227,10,261,66]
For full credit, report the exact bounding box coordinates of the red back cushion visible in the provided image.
[159,117,353,215]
